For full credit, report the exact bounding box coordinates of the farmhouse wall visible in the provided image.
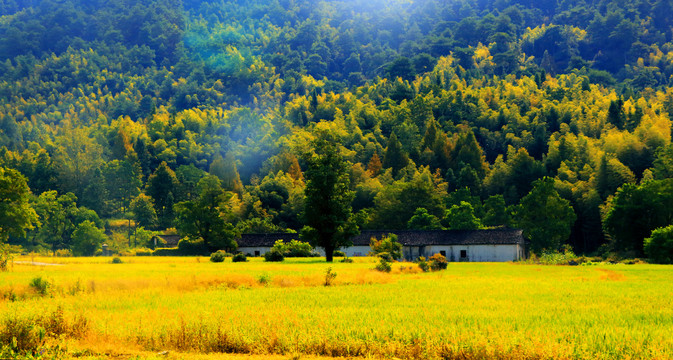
[236,229,526,262]
[423,244,522,262]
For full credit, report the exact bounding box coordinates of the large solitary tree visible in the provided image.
[301,131,359,262]
[513,177,576,254]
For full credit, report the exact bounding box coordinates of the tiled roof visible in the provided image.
[238,229,524,248]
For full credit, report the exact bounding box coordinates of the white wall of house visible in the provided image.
[240,244,523,262]
[422,244,523,262]
[238,246,271,257]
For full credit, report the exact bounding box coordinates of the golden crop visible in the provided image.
[1,257,672,359]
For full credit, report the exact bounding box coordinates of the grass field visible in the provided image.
[1,256,672,359]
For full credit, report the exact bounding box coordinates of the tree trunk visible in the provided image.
[325,245,334,262]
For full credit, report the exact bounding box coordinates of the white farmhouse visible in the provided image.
[237,229,525,262]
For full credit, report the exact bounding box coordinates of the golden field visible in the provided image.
[1,256,672,359]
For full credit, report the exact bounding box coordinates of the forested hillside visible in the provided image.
[2,0,673,258]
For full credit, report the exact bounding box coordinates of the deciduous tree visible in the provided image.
[301,131,358,262]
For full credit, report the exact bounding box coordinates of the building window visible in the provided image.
[460,250,467,258]
[440,250,446,257]
[254,250,260,257]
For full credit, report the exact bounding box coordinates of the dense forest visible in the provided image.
[2,0,673,259]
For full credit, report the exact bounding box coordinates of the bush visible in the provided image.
[333,250,346,257]
[370,234,402,260]
[375,257,392,272]
[210,251,227,263]
[324,267,337,286]
[645,225,673,264]
[177,237,209,256]
[134,248,153,256]
[257,274,271,286]
[111,257,123,264]
[264,250,284,262]
[417,256,429,272]
[232,253,247,262]
[152,248,182,256]
[30,277,50,296]
[270,239,316,257]
[429,253,448,271]
[55,249,72,257]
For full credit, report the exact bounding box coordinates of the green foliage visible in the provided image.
[302,131,359,262]
[0,167,37,242]
[407,208,442,230]
[30,277,50,296]
[264,250,285,262]
[445,202,483,230]
[111,257,123,264]
[522,246,579,265]
[417,256,429,272]
[369,234,402,260]
[2,0,673,259]
[375,257,392,272]
[513,177,576,254]
[174,175,238,251]
[428,253,448,271]
[482,195,509,227]
[644,225,673,264]
[270,239,314,257]
[176,237,209,256]
[209,250,227,263]
[130,194,157,230]
[603,179,673,256]
[232,253,247,262]
[71,220,107,256]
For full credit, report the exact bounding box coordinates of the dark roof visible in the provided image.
[237,233,299,247]
[238,229,524,248]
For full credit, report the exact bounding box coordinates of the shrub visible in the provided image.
[30,277,50,296]
[644,225,673,264]
[152,248,182,256]
[55,249,72,257]
[333,250,346,257]
[270,239,316,257]
[177,237,209,256]
[111,257,123,264]
[134,248,153,256]
[375,257,392,272]
[264,250,285,262]
[0,316,44,353]
[324,267,337,286]
[370,234,402,260]
[429,253,448,271]
[257,274,271,285]
[232,253,247,262]
[210,251,227,263]
[340,257,353,263]
[417,256,429,272]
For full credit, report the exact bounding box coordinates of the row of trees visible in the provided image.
[2,0,673,261]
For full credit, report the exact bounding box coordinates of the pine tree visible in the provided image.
[382,132,409,176]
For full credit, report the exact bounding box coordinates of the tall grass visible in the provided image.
[1,257,672,359]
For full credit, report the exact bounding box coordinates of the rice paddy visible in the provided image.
[1,256,672,359]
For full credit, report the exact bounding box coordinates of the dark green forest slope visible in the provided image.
[2,0,673,258]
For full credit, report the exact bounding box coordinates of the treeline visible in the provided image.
[1,0,673,259]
